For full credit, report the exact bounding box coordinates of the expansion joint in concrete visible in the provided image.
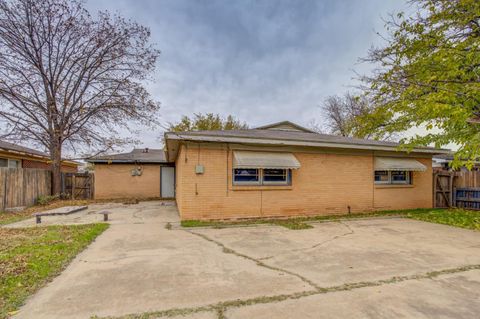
[99,264,480,319]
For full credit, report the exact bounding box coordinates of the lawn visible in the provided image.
[181,208,480,231]
[407,209,480,231]
[0,224,109,318]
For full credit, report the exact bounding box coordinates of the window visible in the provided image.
[263,169,289,185]
[233,168,291,186]
[391,171,408,183]
[233,169,260,184]
[374,170,411,185]
[0,158,20,168]
[8,159,20,168]
[374,170,389,183]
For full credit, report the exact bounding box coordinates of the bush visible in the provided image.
[36,194,59,206]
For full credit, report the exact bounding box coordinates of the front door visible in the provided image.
[161,166,175,198]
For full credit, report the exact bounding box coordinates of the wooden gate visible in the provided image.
[433,172,454,208]
[61,172,94,199]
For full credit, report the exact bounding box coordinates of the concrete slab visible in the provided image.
[4,200,180,228]
[226,269,480,319]
[33,205,88,215]
[12,204,480,319]
[195,218,480,286]
[14,204,309,319]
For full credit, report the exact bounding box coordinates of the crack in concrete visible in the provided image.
[309,221,355,249]
[97,264,480,319]
[185,229,321,290]
[252,221,355,261]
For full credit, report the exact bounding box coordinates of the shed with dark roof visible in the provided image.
[86,148,174,199]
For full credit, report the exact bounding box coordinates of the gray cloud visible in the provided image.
[87,0,405,148]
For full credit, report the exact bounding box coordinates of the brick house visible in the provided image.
[89,121,450,220]
[165,121,449,220]
[0,140,78,172]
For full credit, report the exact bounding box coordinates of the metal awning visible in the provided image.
[374,157,427,172]
[233,151,301,169]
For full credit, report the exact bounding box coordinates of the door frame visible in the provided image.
[160,165,175,199]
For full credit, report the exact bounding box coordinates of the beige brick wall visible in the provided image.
[175,143,433,220]
[94,163,160,199]
[175,147,184,213]
[373,158,433,210]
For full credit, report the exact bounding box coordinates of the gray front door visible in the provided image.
[161,166,175,198]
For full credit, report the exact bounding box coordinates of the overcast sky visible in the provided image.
[86,0,406,149]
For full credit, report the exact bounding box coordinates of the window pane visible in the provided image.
[374,170,389,182]
[0,158,7,167]
[234,168,259,183]
[263,169,287,183]
[8,160,20,168]
[391,171,408,183]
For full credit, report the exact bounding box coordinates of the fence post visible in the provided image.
[452,186,456,208]
[72,174,76,200]
[2,169,7,211]
[448,173,454,207]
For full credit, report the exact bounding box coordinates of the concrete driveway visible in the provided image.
[14,201,480,319]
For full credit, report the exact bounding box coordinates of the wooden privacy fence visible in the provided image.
[0,169,94,211]
[0,168,51,211]
[434,170,480,209]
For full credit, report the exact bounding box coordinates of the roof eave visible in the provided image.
[87,160,168,164]
[165,133,450,155]
[0,148,79,166]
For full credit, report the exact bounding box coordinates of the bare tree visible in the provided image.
[322,92,395,140]
[0,0,160,195]
[306,118,324,134]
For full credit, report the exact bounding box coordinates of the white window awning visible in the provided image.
[233,151,301,169]
[374,157,427,172]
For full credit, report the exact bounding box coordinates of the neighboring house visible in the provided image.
[88,121,449,220]
[433,154,480,171]
[0,140,78,172]
[87,148,174,199]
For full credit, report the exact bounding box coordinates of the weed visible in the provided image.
[36,194,60,206]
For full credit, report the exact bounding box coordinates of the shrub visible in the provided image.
[36,194,59,206]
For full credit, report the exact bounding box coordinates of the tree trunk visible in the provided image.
[51,144,62,196]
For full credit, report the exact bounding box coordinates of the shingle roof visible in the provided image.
[254,121,316,133]
[87,148,167,163]
[165,129,449,154]
[0,140,48,157]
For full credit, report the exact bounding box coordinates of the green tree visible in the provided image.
[168,113,248,131]
[360,0,480,168]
